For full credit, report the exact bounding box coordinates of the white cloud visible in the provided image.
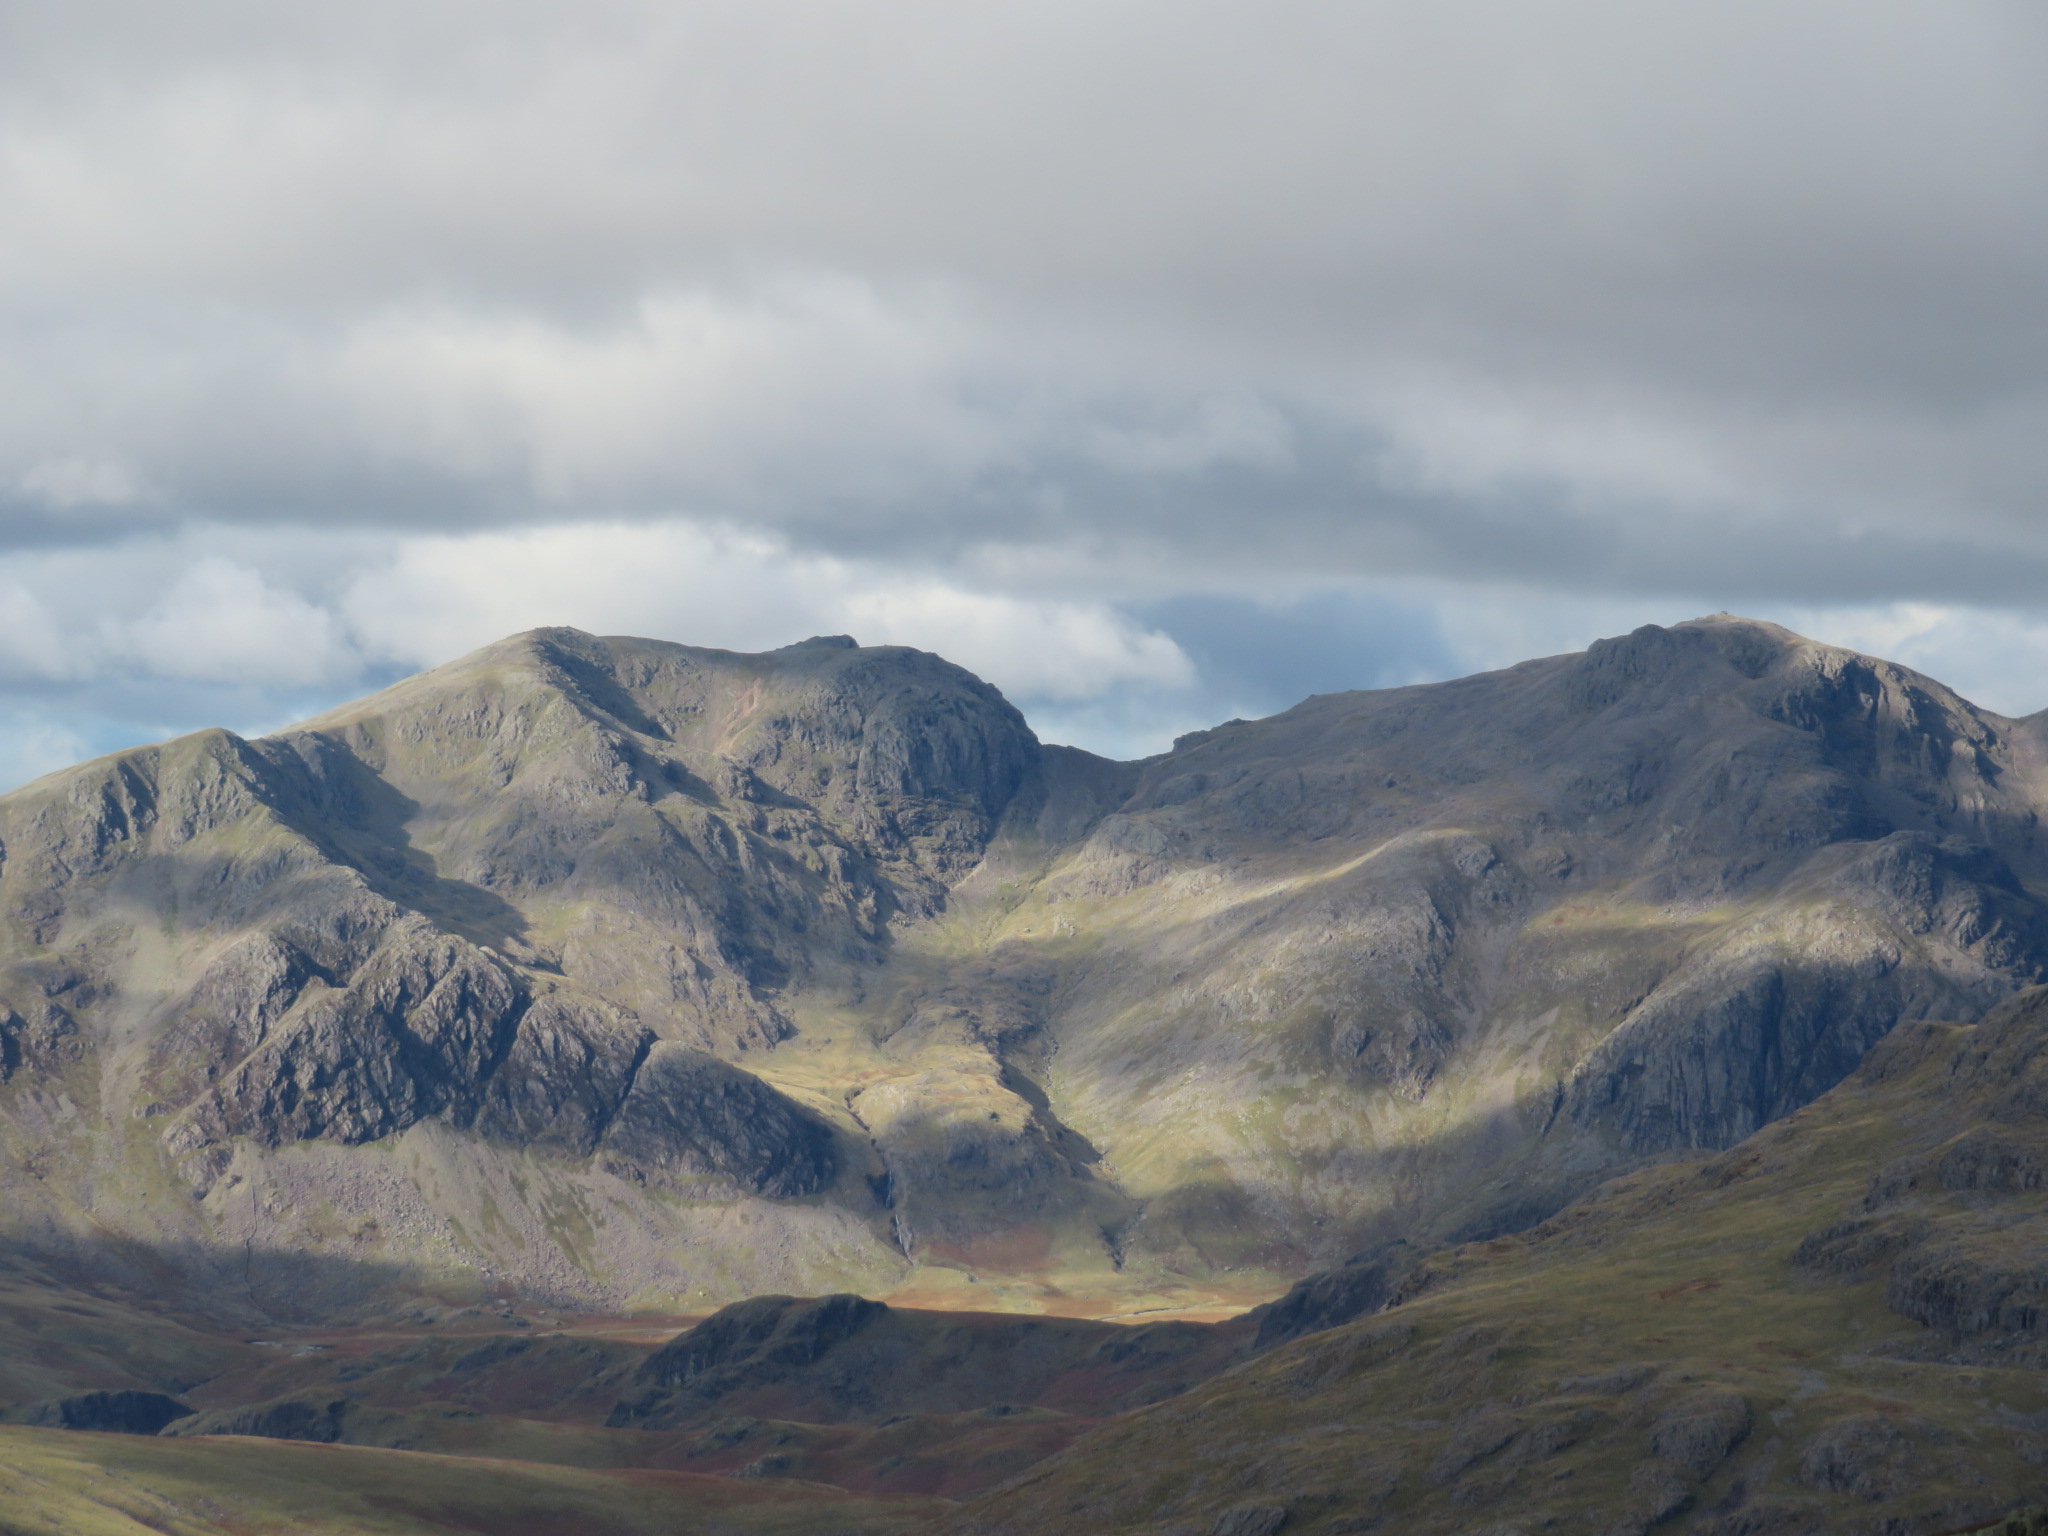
[0,585,76,682]
[336,518,1194,709]
[0,0,2040,588]
[119,556,353,686]
[325,278,1009,509]
[0,543,354,688]
[0,516,2037,796]
[842,584,1194,700]
[336,523,800,665]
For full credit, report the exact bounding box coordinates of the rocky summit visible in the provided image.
[2,614,2048,1533]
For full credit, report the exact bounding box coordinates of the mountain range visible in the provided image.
[0,614,2045,1533]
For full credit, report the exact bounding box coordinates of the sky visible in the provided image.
[2,0,2047,782]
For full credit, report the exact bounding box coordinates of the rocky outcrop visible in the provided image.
[1015,615,2048,1269]
[0,1390,194,1435]
[608,1293,1252,1430]
[471,991,652,1155]
[1648,1388,1750,1477]
[150,918,836,1199]
[1885,1240,2048,1338]
[0,628,1051,1304]
[1788,1215,1925,1278]
[1774,990,2048,1351]
[597,1043,837,1197]
[926,983,2048,1536]
[611,1293,891,1428]
[1797,1412,1950,1502]
[0,1001,78,1082]
[188,924,527,1149]
[1564,831,2048,1153]
[1245,1248,1414,1351]
[162,1395,362,1444]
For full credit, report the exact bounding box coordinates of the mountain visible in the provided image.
[0,616,2043,1319]
[4,614,2048,1534]
[1005,614,2048,1271]
[0,629,1051,1313]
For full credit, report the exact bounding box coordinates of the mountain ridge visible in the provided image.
[3,614,2048,1533]
[0,615,2043,1321]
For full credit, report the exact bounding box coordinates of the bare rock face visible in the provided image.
[191,925,526,1149]
[0,1001,78,1082]
[610,1293,892,1427]
[472,991,652,1157]
[597,1042,836,1197]
[1793,989,2048,1355]
[1245,1249,1415,1351]
[0,615,2044,1311]
[1648,1388,1751,1477]
[1797,1413,1949,1501]
[159,1395,373,1445]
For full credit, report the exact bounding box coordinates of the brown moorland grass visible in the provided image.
[0,1425,945,1536]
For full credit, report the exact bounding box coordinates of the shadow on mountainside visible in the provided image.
[0,1227,457,1336]
[254,732,535,953]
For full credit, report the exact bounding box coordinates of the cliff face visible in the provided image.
[0,616,2041,1313]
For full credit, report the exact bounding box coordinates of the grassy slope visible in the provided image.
[935,1002,2048,1535]
[0,1277,1172,1517]
[0,1262,249,1408]
[0,1426,946,1536]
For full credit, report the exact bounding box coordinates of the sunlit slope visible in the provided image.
[0,616,2042,1315]
[936,984,2048,1536]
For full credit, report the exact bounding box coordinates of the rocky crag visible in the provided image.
[0,616,2042,1313]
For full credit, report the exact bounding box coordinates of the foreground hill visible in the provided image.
[0,1423,944,1536]
[934,983,2048,1535]
[0,616,2042,1312]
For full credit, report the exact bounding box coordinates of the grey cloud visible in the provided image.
[1,4,2044,564]
[1,1,2046,775]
